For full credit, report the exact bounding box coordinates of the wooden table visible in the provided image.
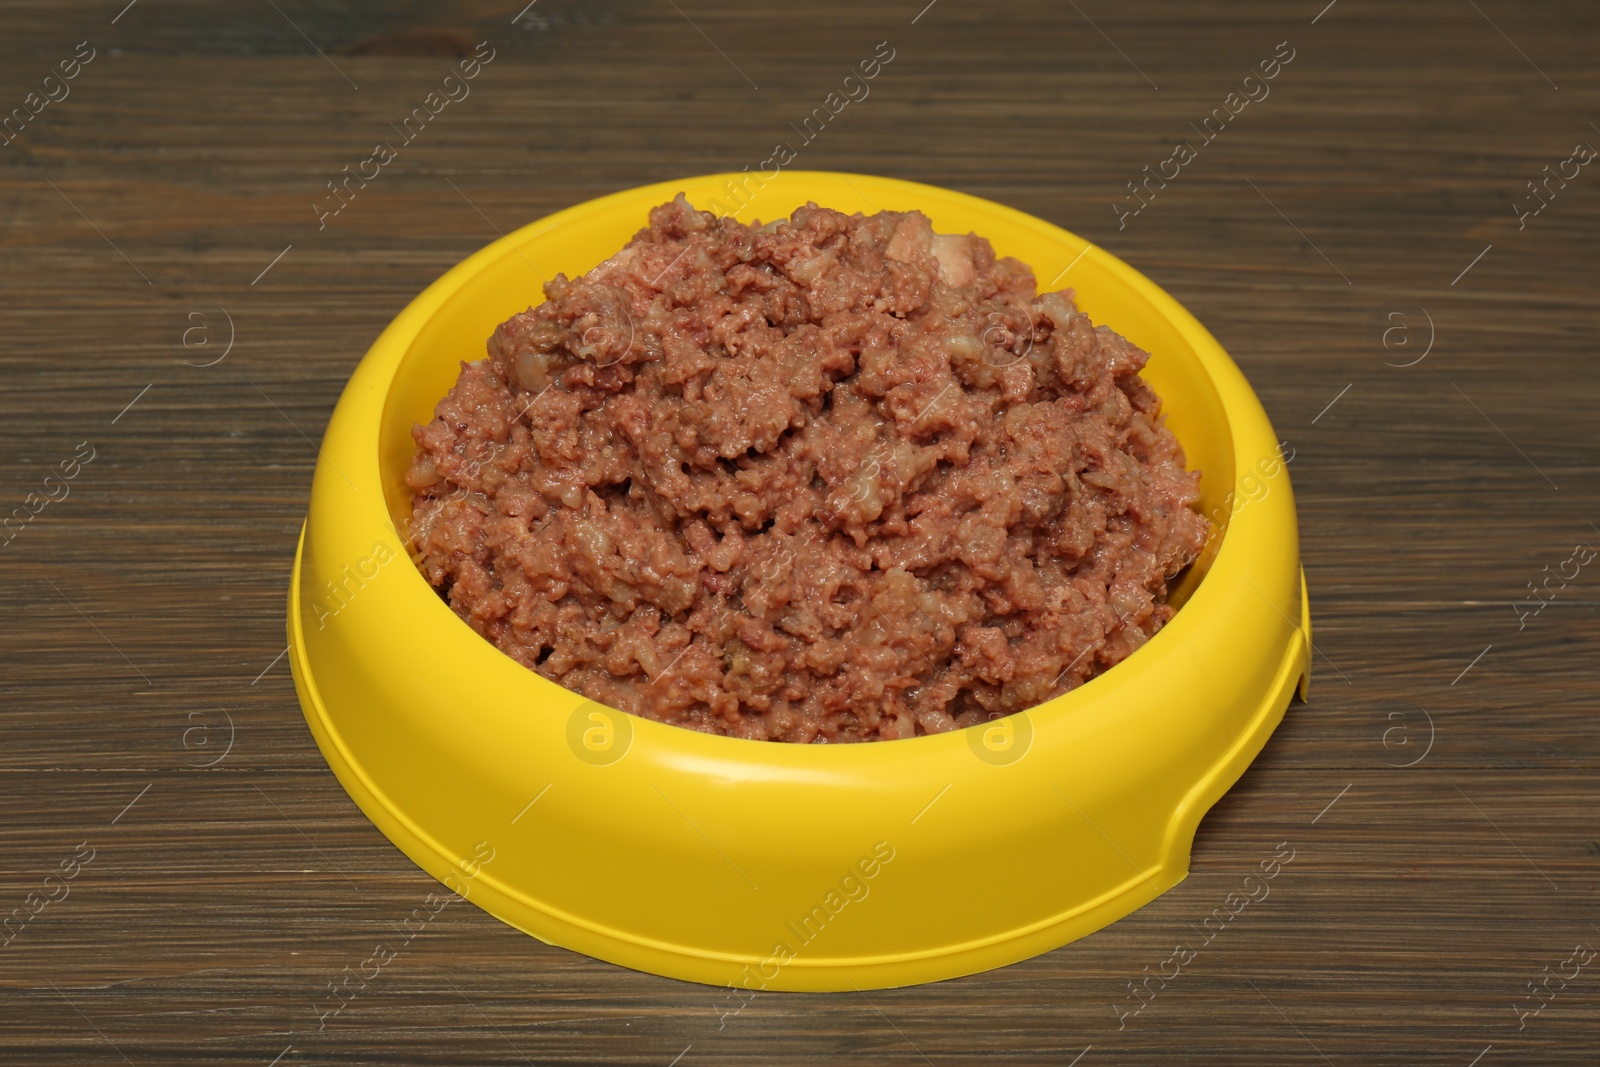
[4,1,1597,1063]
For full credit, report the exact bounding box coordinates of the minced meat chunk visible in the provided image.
[406,196,1209,743]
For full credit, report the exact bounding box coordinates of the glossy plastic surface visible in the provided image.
[288,172,1309,991]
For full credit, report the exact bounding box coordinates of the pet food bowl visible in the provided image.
[287,171,1308,991]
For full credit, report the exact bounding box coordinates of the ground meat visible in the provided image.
[406,195,1210,743]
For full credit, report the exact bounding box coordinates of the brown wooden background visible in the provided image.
[3,1,1598,1064]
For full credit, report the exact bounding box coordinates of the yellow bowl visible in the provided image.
[288,171,1308,992]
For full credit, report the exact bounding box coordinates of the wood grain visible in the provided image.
[2,1,1599,1063]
